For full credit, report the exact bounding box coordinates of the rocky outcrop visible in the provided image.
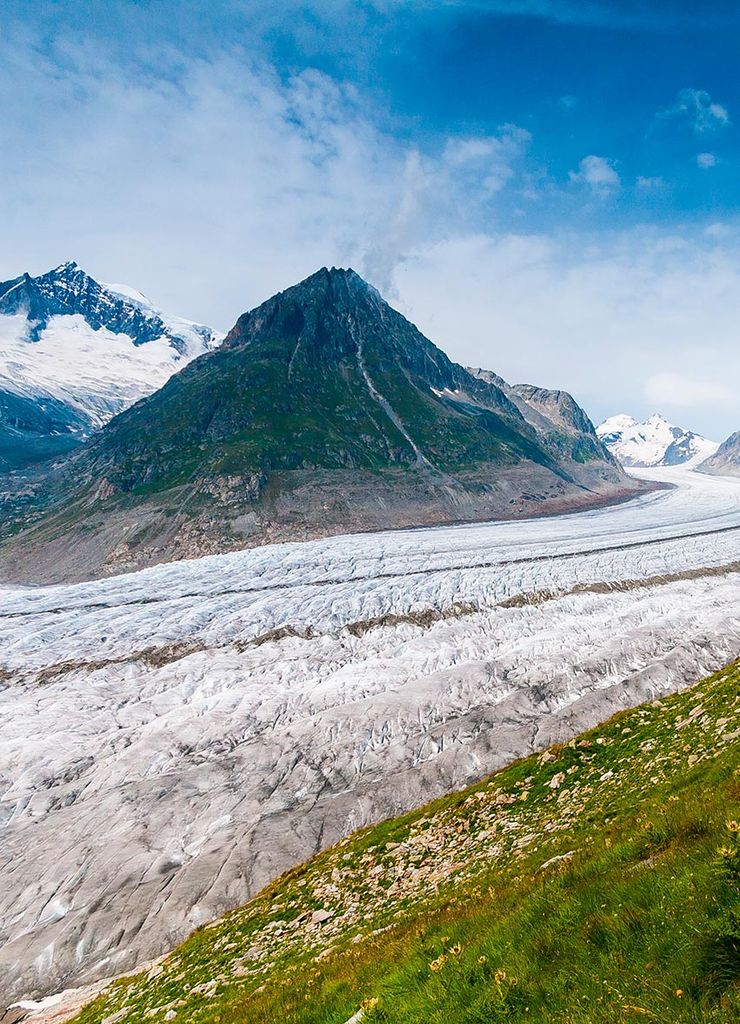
[697,430,740,477]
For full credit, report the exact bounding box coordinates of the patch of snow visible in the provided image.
[0,314,189,429]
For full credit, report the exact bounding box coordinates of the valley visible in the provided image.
[1,465,738,1008]
[67,659,740,1024]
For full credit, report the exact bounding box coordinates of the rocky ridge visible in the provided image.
[698,430,740,477]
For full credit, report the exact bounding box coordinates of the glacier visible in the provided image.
[0,465,739,1005]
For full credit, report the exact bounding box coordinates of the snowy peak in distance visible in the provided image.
[596,412,718,468]
[0,262,224,470]
[0,260,221,357]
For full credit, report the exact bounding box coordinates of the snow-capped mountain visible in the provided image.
[596,413,718,468]
[0,262,222,469]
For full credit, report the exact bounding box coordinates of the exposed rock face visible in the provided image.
[596,412,717,468]
[0,466,738,1003]
[698,430,740,477]
[0,268,637,583]
[0,262,221,470]
[468,369,611,464]
[512,384,595,436]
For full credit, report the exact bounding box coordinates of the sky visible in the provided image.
[1,0,739,438]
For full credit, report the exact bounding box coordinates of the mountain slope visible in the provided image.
[698,430,740,477]
[80,267,556,486]
[0,262,221,470]
[0,268,638,582]
[469,369,608,463]
[63,660,740,1024]
[596,412,718,468]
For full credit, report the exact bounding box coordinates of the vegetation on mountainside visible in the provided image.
[76,662,740,1024]
[74,268,595,497]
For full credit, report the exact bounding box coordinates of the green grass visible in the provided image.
[75,661,740,1024]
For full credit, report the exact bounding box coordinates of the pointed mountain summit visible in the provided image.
[0,268,641,583]
[0,262,222,470]
[91,265,551,489]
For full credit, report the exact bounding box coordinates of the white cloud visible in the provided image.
[0,31,536,309]
[0,35,430,314]
[558,94,578,110]
[392,227,740,438]
[569,155,621,193]
[636,175,666,189]
[709,102,730,123]
[704,222,734,239]
[442,125,531,194]
[644,372,732,407]
[657,88,731,134]
[697,152,716,168]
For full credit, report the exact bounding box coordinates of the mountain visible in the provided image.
[469,370,601,457]
[0,267,641,583]
[596,412,718,468]
[698,430,740,477]
[38,659,739,1024]
[0,261,222,470]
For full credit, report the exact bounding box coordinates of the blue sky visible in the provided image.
[2,1,739,437]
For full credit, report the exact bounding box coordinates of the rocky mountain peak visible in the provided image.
[0,262,220,354]
[224,266,474,399]
[235,266,381,329]
[0,263,223,469]
[513,385,596,437]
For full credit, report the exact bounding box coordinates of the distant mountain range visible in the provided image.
[0,261,222,470]
[0,267,641,583]
[596,413,718,468]
[697,430,740,477]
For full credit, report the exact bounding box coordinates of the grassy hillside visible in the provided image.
[76,661,740,1024]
